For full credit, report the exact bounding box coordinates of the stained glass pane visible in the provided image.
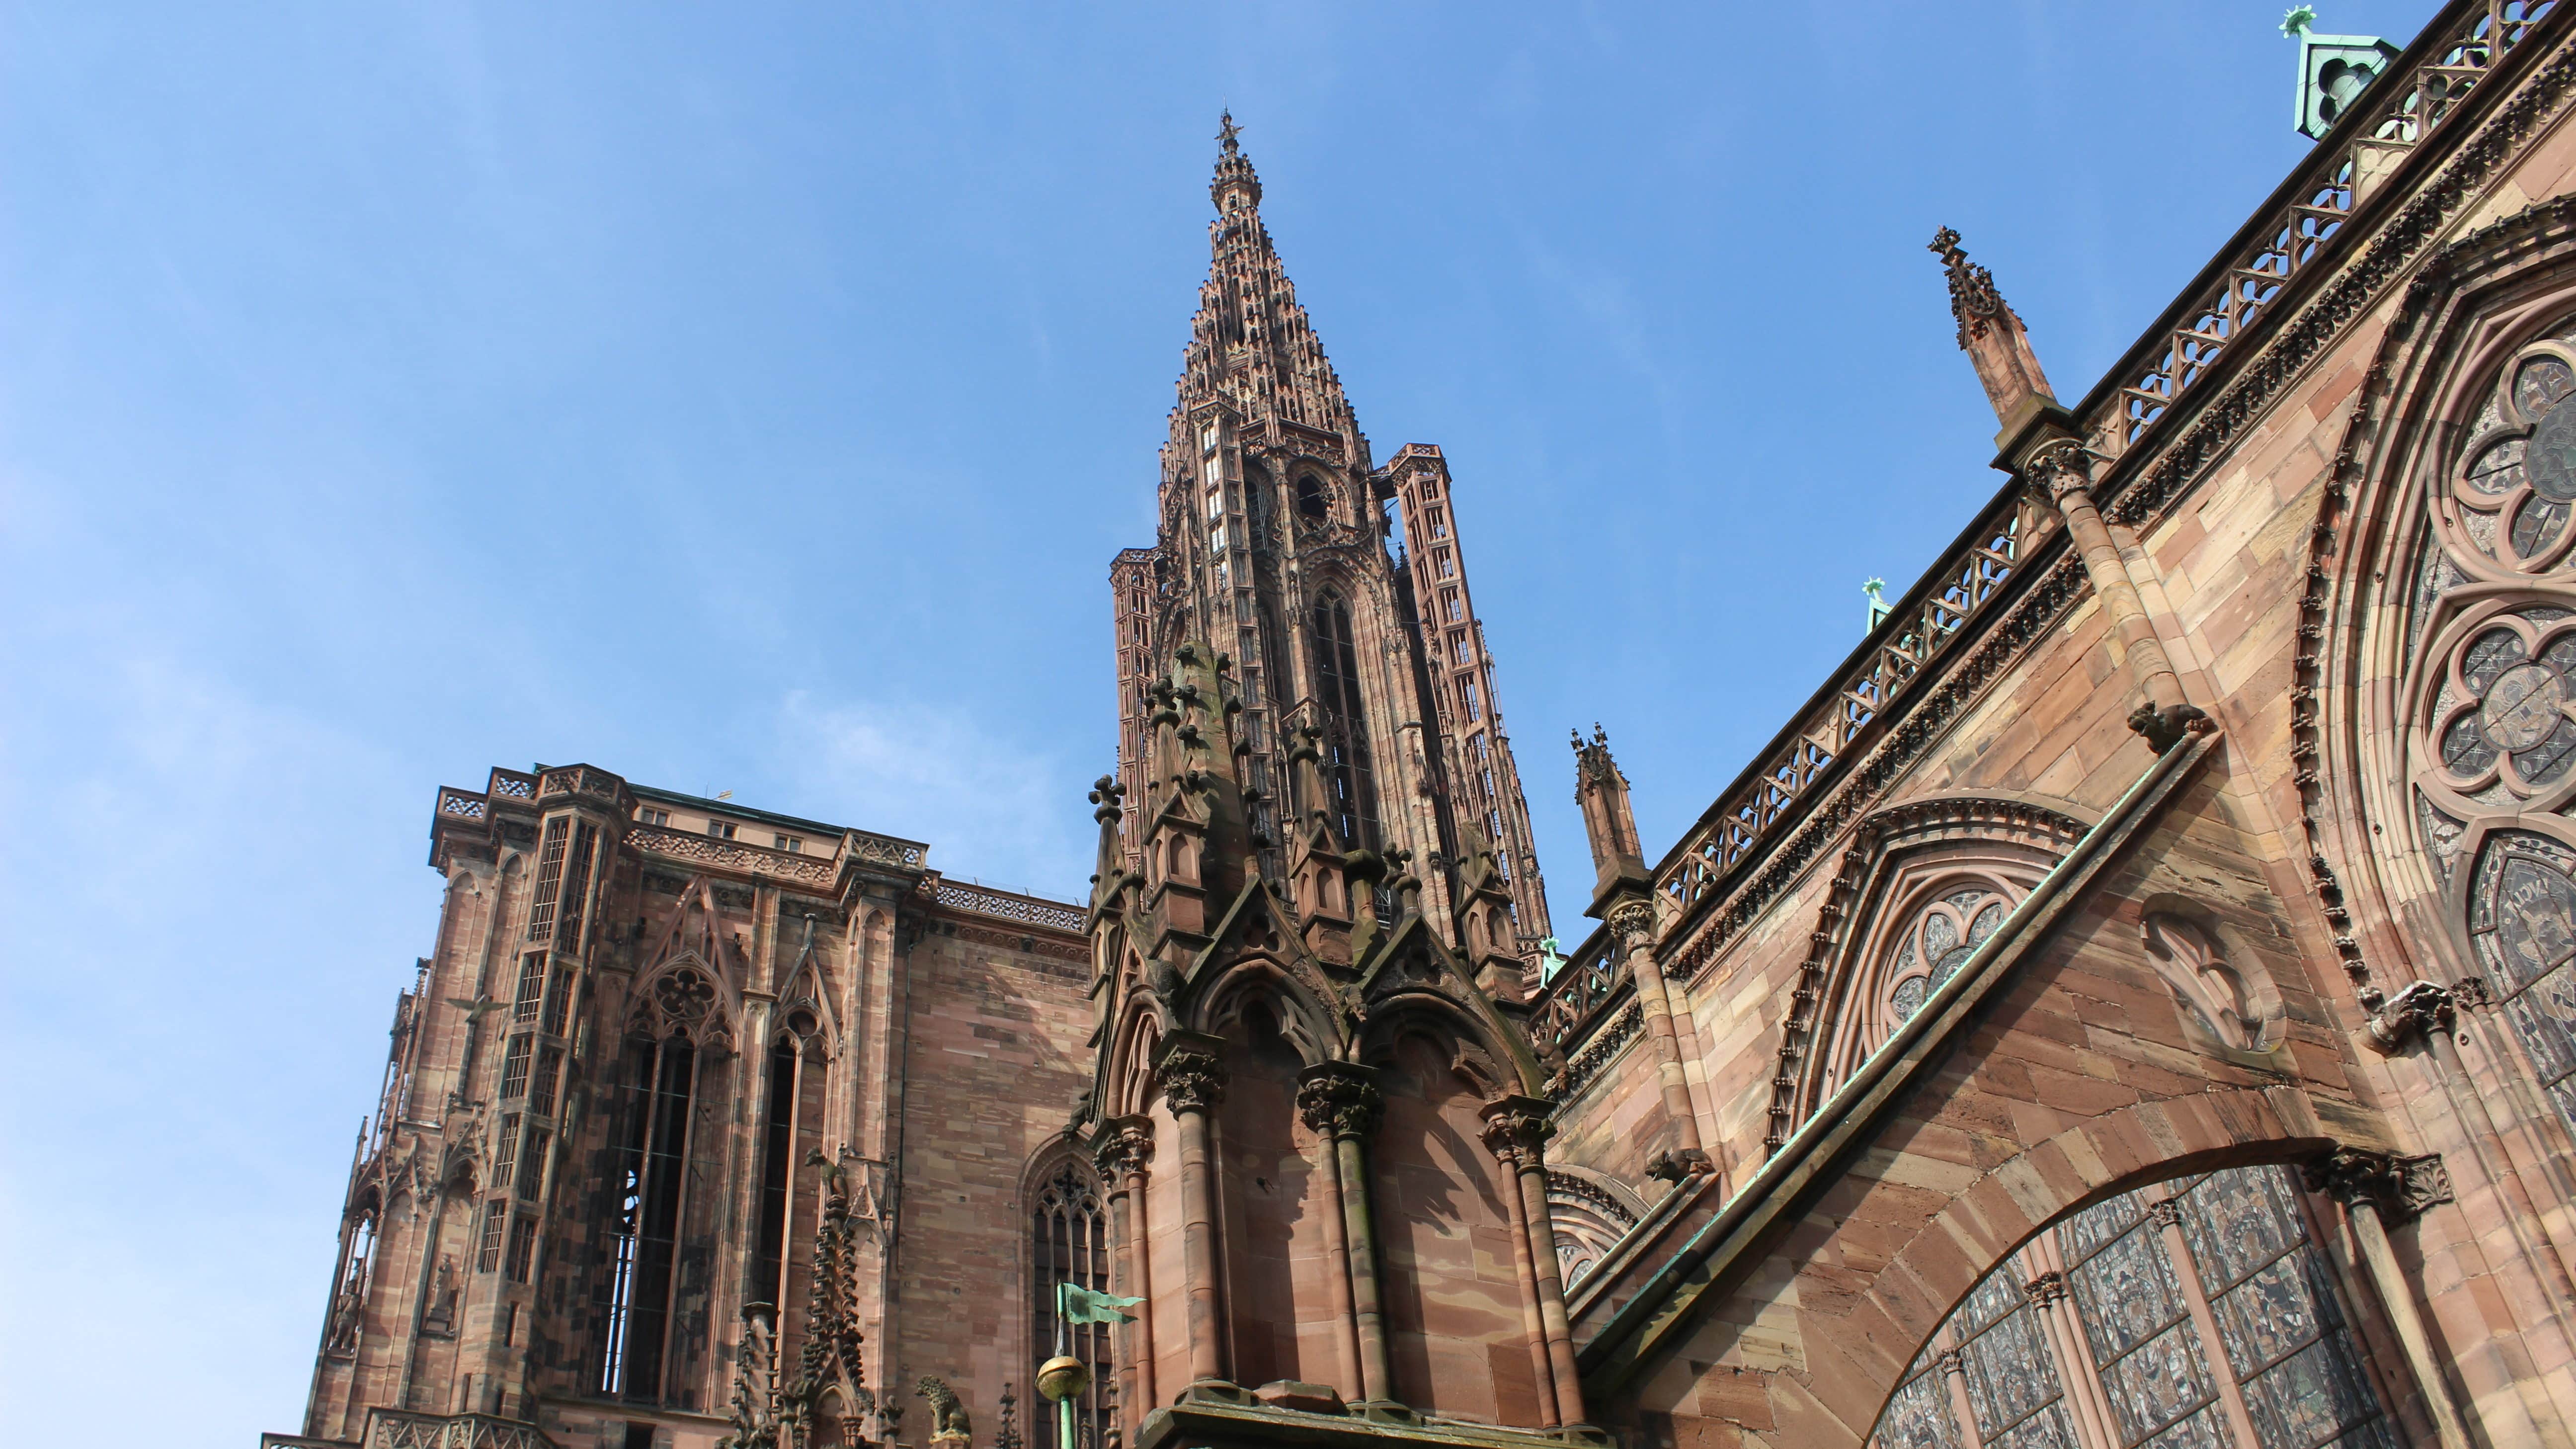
[2517,355,2576,419]
[2072,1223,2187,1363]
[1962,1304,2064,1437]
[2140,1406,2235,1449]
[1925,912,1961,961]
[1891,976,1928,1023]
[1968,902,2006,948]
[2058,1187,2146,1265]
[2099,1319,2220,1443]
[2215,1248,2343,1379]
[1984,1403,2083,1449]
[1955,1264,2025,1339]
[1873,1367,1966,1449]
[2178,1168,2304,1294]
[2241,1333,2383,1449]
[2464,629,2528,692]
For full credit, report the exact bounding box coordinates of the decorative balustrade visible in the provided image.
[359,1410,557,1449]
[1529,928,1623,1058]
[2085,0,2558,463]
[1654,505,2024,923]
[629,825,841,886]
[486,768,537,799]
[435,789,486,819]
[932,879,1088,933]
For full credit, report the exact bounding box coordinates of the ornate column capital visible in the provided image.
[2453,975,2497,1011]
[1604,896,1657,947]
[1935,1348,1964,1377]
[1153,1032,1228,1116]
[2305,1147,2455,1226]
[1477,1094,1557,1168]
[2146,1197,2184,1230]
[2021,1270,2068,1306]
[1294,1062,1382,1141]
[1094,1114,1156,1178]
[2022,437,2100,505]
[2365,979,2457,1054]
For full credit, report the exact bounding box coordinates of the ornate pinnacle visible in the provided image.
[1217,110,1242,152]
[1928,226,2013,350]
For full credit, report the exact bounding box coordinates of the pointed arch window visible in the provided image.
[754,1011,829,1311]
[1030,1160,1115,1449]
[597,1031,700,1403]
[1309,594,1381,849]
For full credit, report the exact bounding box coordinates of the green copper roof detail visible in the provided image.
[2285,7,2401,141]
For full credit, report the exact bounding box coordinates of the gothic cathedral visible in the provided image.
[270,5,2576,1449]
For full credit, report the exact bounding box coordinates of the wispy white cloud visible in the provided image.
[777,689,1091,902]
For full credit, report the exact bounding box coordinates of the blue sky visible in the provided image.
[0,1,2437,1438]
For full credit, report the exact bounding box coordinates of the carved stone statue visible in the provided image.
[917,1376,971,1446]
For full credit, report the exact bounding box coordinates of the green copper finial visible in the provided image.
[1863,577,1890,631]
[2285,9,2398,140]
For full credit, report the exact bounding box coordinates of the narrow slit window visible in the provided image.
[1308,595,1382,850]
[555,821,599,950]
[518,1126,550,1200]
[527,817,570,942]
[505,1215,539,1283]
[596,1035,700,1402]
[492,1114,521,1191]
[499,1036,533,1101]
[512,952,546,1024]
[476,1200,507,1272]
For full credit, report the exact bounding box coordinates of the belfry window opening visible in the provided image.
[1309,594,1382,850]
[597,1034,700,1403]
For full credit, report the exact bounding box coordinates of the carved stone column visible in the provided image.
[1295,1065,1368,1402]
[1096,1115,1157,1427]
[1154,1033,1230,1393]
[1478,1103,1561,1427]
[1481,1095,1588,1429]
[1933,1341,1983,1449]
[1298,1063,1393,1408]
[2021,439,2200,749]
[2018,1270,2117,1449]
[2307,1147,2472,1449]
[1607,899,1706,1174]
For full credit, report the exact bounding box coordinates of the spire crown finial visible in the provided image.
[1210,110,1261,210]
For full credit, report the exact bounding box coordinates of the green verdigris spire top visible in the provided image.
[2284,7,2400,141]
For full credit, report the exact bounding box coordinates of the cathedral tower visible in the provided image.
[1112,116,1552,962]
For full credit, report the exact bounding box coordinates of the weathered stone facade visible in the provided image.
[273,5,2576,1448]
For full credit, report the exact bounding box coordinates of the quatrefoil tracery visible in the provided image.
[2449,341,2576,576]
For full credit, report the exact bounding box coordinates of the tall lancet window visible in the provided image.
[597,1027,700,1402]
[1030,1161,1114,1449]
[1309,593,1381,849]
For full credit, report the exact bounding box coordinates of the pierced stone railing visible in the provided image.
[435,788,486,819]
[358,1410,557,1449]
[1529,928,1622,1060]
[629,825,841,886]
[932,879,1088,933]
[2085,0,2559,462]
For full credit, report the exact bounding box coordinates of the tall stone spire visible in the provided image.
[1111,114,1557,965]
[1178,113,1365,455]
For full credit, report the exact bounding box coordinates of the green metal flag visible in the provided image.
[1058,1282,1143,1325]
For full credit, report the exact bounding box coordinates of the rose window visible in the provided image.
[2451,337,2576,574]
[2425,606,2576,799]
[1887,885,2012,1023]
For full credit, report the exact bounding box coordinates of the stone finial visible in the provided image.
[1928,227,2059,426]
